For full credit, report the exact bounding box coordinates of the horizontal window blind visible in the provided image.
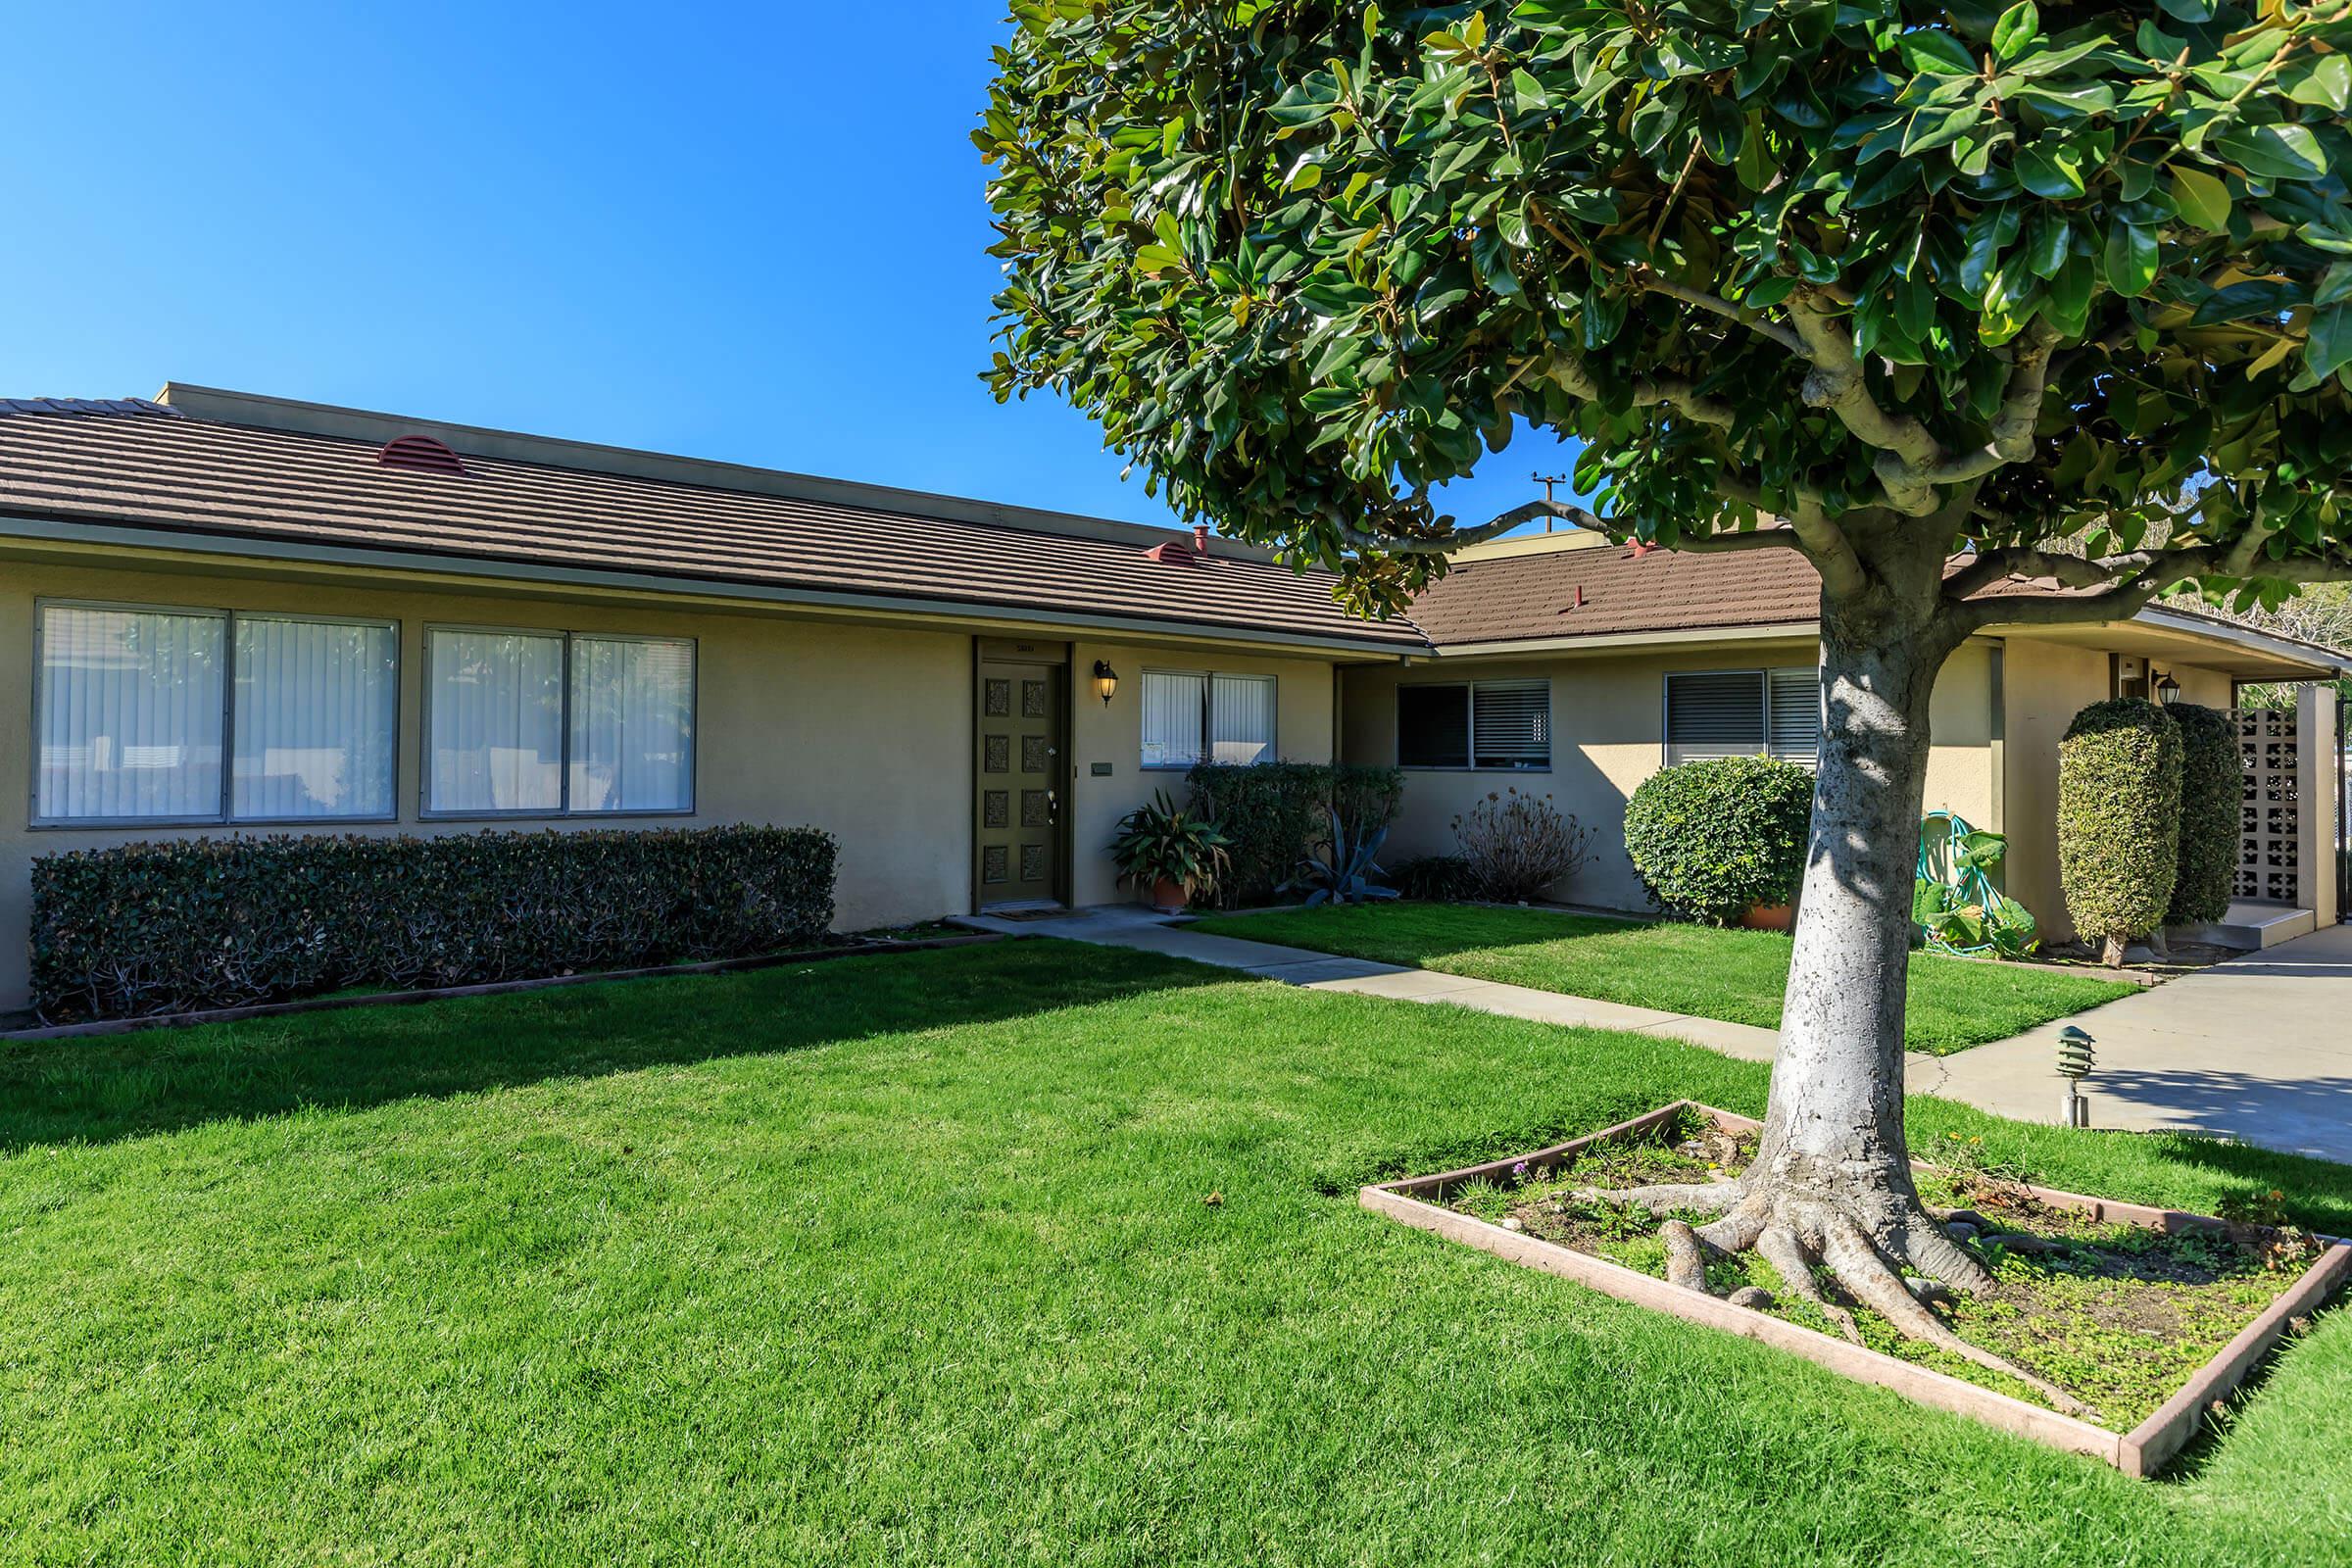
[1664,671,1766,764]
[38,605,226,821]
[1766,666,1822,765]
[1471,680,1550,768]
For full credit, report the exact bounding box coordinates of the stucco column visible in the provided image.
[2298,683,2340,925]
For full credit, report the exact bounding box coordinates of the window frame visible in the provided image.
[1393,677,1554,772]
[1138,666,1277,771]
[30,598,403,830]
[1659,664,1822,768]
[419,621,697,821]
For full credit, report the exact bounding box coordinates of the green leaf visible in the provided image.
[2209,123,2328,181]
[2168,165,2231,233]
[1992,1,2039,61]
[1898,30,1978,76]
[2157,0,2215,22]
[2282,54,2351,112]
[2305,302,2352,383]
[2015,142,2084,197]
[1510,67,1551,114]
[2104,223,2159,298]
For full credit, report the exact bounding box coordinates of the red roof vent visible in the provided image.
[1143,540,1197,565]
[377,434,466,475]
[1626,541,1660,559]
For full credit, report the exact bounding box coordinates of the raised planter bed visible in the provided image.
[1361,1101,2349,1477]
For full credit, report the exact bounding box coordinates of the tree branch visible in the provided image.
[1914,324,2062,487]
[1628,268,1808,355]
[1334,498,1596,556]
[1784,290,1945,513]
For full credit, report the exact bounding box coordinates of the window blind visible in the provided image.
[569,637,694,811]
[231,616,397,819]
[1141,671,1206,768]
[1471,679,1550,768]
[1664,671,1767,764]
[1766,666,1822,765]
[427,629,564,813]
[1209,674,1275,764]
[37,605,226,821]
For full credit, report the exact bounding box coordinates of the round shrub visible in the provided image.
[1622,756,1815,925]
[2165,702,2241,926]
[2058,698,2182,960]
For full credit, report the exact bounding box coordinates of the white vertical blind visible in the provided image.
[427,629,564,813]
[38,605,226,821]
[1766,665,1823,766]
[1664,671,1767,764]
[568,637,694,811]
[1471,680,1550,768]
[231,617,398,819]
[1209,674,1276,764]
[1142,671,1206,768]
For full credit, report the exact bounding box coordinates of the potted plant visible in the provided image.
[1109,791,1232,912]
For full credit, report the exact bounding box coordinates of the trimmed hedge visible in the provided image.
[1183,761,1404,908]
[2058,699,2181,957]
[2166,702,2241,926]
[1622,756,1815,925]
[31,824,838,1023]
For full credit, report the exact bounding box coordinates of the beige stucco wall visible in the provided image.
[1067,639,1337,906]
[1341,638,1999,912]
[0,561,990,1016]
[0,559,1366,1014]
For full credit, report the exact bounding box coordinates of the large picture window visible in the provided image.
[1140,669,1275,768]
[1663,667,1821,766]
[425,627,694,815]
[1396,679,1550,769]
[36,603,396,825]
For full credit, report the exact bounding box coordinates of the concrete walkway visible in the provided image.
[956,905,2352,1163]
[955,906,1936,1072]
[1924,921,2352,1163]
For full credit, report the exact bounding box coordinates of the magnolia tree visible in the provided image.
[982,0,2352,1394]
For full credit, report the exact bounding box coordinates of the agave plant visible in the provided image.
[1283,808,1398,908]
[1108,791,1232,906]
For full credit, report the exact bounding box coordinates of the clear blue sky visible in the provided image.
[0,2,1586,538]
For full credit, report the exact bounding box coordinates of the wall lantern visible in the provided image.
[2153,671,2181,707]
[1093,661,1119,706]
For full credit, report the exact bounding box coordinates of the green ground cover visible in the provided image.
[1193,903,2138,1054]
[0,939,2341,1564]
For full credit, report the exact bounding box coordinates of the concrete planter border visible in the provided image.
[1362,1100,2349,1477]
[1,933,1006,1044]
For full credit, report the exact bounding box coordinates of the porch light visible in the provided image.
[2153,671,2181,707]
[1094,661,1119,706]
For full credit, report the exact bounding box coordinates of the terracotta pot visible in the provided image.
[1740,902,1795,932]
[1149,877,1190,913]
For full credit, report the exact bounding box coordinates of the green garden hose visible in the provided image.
[1913,811,2039,959]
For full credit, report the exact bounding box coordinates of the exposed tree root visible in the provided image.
[1591,1176,2096,1419]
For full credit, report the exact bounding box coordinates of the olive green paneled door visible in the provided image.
[975,657,1064,907]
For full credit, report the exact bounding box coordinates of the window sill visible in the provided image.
[1396,765,1554,774]
[31,813,402,831]
[416,808,699,823]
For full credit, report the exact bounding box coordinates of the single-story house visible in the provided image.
[0,385,2341,1016]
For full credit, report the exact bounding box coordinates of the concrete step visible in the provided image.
[2170,901,2318,952]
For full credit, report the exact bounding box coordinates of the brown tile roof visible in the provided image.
[0,396,1425,653]
[1408,541,1823,647]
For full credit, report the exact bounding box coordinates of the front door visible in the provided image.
[976,658,1064,906]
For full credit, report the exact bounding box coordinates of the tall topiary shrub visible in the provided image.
[2058,700,2182,964]
[1182,761,1402,907]
[2165,702,2242,927]
[1622,757,1814,926]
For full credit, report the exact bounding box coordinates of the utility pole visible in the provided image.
[1532,471,1569,531]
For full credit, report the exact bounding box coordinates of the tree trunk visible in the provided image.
[1748,609,1947,1252]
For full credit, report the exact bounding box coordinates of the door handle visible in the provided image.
[1047,788,1058,824]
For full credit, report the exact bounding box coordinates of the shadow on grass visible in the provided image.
[0,939,1225,1154]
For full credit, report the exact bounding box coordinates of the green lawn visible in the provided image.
[1,940,2345,1564]
[1191,903,2139,1054]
